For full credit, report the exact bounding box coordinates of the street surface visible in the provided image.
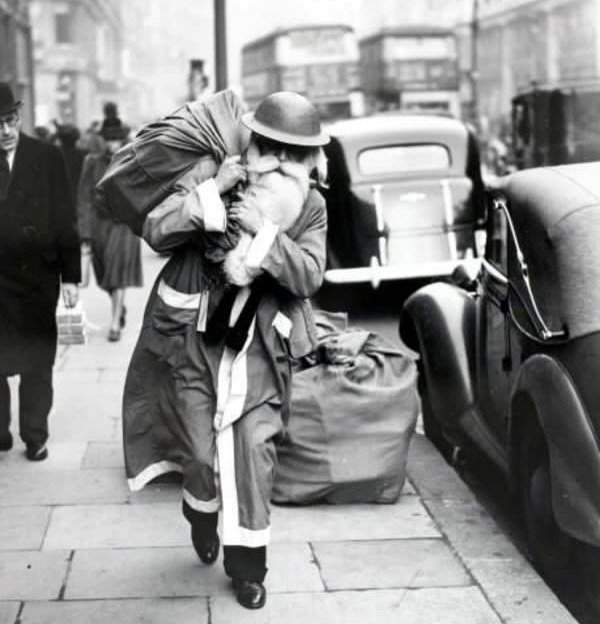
[0,246,577,623]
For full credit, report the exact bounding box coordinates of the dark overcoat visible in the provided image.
[0,133,81,375]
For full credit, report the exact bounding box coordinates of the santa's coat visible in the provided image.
[122,158,326,547]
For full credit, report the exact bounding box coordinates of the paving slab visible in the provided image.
[313,539,471,590]
[0,550,70,600]
[65,544,321,599]
[50,382,123,441]
[20,598,208,624]
[44,503,185,550]
[467,557,576,624]
[97,369,129,383]
[263,543,324,593]
[0,469,130,506]
[407,434,475,501]
[210,587,502,624]
[423,498,522,561]
[54,370,102,382]
[0,442,87,471]
[0,602,20,624]
[82,441,125,469]
[0,507,51,551]
[43,497,438,550]
[65,547,223,599]
[271,497,439,542]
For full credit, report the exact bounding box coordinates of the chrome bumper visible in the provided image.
[324,258,482,288]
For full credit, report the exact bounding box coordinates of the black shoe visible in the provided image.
[191,525,220,565]
[25,443,48,462]
[0,431,13,452]
[108,328,121,342]
[232,579,266,609]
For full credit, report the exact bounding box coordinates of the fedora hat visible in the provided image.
[242,91,329,147]
[0,82,23,116]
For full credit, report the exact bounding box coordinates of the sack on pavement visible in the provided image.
[97,90,246,235]
[272,311,420,505]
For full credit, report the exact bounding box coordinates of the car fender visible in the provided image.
[511,354,600,545]
[400,282,476,428]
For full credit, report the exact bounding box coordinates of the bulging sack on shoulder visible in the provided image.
[97,89,248,235]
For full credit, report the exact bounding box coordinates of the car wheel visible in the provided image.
[518,422,600,616]
[519,425,573,575]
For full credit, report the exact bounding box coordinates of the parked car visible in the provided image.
[399,162,600,612]
[319,113,485,299]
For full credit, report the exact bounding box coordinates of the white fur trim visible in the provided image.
[157,280,201,309]
[228,286,252,327]
[245,219,279,270]
[223,233,257,286]
[217,419,271,547]
[195,179,226,232]
[127,461,183,492]
[213,297,270,546]
[183,488,221,513]
[273,312,292,339]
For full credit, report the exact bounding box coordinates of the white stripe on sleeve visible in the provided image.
[195,179,227,232]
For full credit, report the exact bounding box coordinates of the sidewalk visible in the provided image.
[0,246,577,624]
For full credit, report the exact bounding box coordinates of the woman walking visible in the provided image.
[77,117,142,341]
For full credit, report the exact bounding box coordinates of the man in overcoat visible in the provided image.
[0,83,80,461]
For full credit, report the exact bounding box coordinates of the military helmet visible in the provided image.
[242,91,329,147]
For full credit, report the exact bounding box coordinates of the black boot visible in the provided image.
[232,579,266,609]
[182,501,220,565]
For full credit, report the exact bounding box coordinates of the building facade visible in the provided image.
[460,0,600,134]
[0,0,35,131]
[29,0,124,128]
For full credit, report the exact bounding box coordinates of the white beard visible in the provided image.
[221,157,313,286]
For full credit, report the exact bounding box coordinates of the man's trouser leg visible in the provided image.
[0,376,11,437]
[19,367,53,447]
[223,545,267,582]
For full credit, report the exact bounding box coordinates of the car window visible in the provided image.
[357,144,450,175]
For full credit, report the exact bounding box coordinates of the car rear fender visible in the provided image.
[511,354,600,546]
[400,282,476,428]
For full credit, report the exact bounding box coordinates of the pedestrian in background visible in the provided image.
[77,115,142,342]
[0,82,80,462]
[56,123,87,207]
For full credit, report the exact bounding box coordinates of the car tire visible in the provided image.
[518,420,600,616]
[518,427,573,574]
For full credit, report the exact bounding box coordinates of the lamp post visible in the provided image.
[214,0,228,90]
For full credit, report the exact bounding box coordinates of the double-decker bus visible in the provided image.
[241,25,364,120]
[359,27,460,116]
